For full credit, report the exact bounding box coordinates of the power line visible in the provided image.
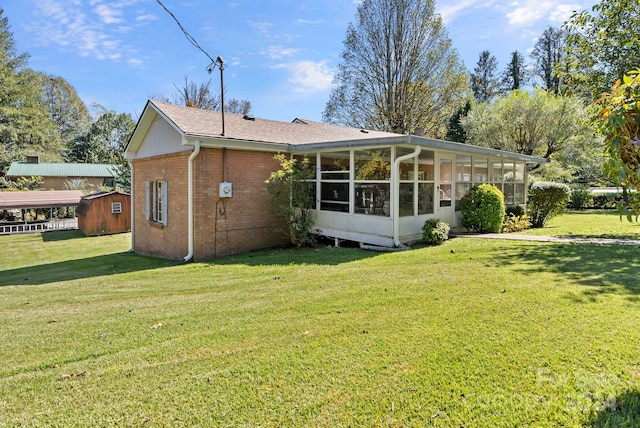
[155,0,217,72]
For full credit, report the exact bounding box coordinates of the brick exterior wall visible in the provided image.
[192,148,288,260]
[133,148,288,261]
[133,152,190,260]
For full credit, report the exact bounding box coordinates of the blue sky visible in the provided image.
[3,0,597,123]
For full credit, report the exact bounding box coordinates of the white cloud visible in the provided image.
[136,14,158,22]
[276,60,334,94]
[27,0,151,66]
[506,1,585,26]
[507,1,551,25]
[95,4,123,24]
[249,21,273,36]
[549,3,582,22]
[438,0,489,24]
[264,45,302,60]
[295,19,326,25]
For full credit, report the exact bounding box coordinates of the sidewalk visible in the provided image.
[460,233,640,246]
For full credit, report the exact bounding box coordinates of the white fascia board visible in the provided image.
[183,135,288,153]
[288,135,409,152]
[125,101,186,159]
[408,136,548,164]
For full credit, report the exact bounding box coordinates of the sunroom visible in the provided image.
[290,135,546,247]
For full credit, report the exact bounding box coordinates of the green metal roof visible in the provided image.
[6,163,117,178]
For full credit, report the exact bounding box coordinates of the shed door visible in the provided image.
[436,155,454,225]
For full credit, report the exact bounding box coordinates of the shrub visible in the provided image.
[502,213,531,233]
[422,218,450,245]
[265,154,316,247]
[460,184,505,233]
[568,185,593,209]
[505,205,525,217]
[527,182,571,228]
[592,192,620,209]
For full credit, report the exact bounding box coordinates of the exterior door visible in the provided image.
[436,155,454,225]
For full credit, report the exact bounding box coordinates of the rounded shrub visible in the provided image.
[460,184,505,233]
[568,185,593,209]
[422,218,450,245]
[527,181,571,228]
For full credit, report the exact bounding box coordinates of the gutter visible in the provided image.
[128,161,134,253]
[392,146,422,247]
[183,140,201,262]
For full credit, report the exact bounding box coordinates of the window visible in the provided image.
[320,151,350,212]
[146,181,168,225]
[354,149,391,216]
[111,202,122,214]
[455,155,472,211]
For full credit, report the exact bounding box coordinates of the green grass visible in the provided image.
[1,225,640,426]
[522,209,640,239]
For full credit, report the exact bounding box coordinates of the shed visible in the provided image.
[76,191,131,236]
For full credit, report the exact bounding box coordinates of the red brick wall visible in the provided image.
[133,148,288,261]
[132,152,190,260]
[192,148,288,260]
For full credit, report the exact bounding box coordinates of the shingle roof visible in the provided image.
[6,163,117,178]
[150,100,400,146]
[0,190,84,210]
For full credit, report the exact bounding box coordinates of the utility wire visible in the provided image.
[155,0,218,71]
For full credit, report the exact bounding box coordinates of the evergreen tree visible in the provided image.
[470,50,500,102]
[0,8,61,174]
[323,0,468,137]
[530,26,566,93]
[501,51,528,92]
[445,100,471,143]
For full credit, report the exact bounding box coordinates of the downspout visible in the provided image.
[184,140,201,262]
[392,145,421,247]
[128,161,134,252]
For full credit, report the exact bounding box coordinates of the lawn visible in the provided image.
[1,214,640,427]
[522,209,640,239]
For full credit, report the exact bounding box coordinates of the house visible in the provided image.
[6,157,117,190]
[76,191,131,236]
[125,100,546,261]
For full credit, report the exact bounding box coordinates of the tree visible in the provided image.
[470,50,501,102]
[595,69,640,218]
[174,76,220,110]
[501,50,528,92]
[67,106,135,190]
[323,0,469,137]
[225,98,252,115]
[0,8,62,174]
[563,0,640,99]
[160,75,252,115]
[445,99,471,143]
[462,89,595,174]
[38,73,90,148]
[530,26,566,93]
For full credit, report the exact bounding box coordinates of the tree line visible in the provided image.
[2,1,639,191]
[323,0,640,187]
[0,7,251,192]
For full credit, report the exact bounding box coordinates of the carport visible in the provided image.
[0,190,83,234]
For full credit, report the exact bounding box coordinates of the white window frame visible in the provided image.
[145,180,168,225]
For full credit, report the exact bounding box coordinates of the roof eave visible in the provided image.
[125,100,187,158]
[183,135,289,152]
